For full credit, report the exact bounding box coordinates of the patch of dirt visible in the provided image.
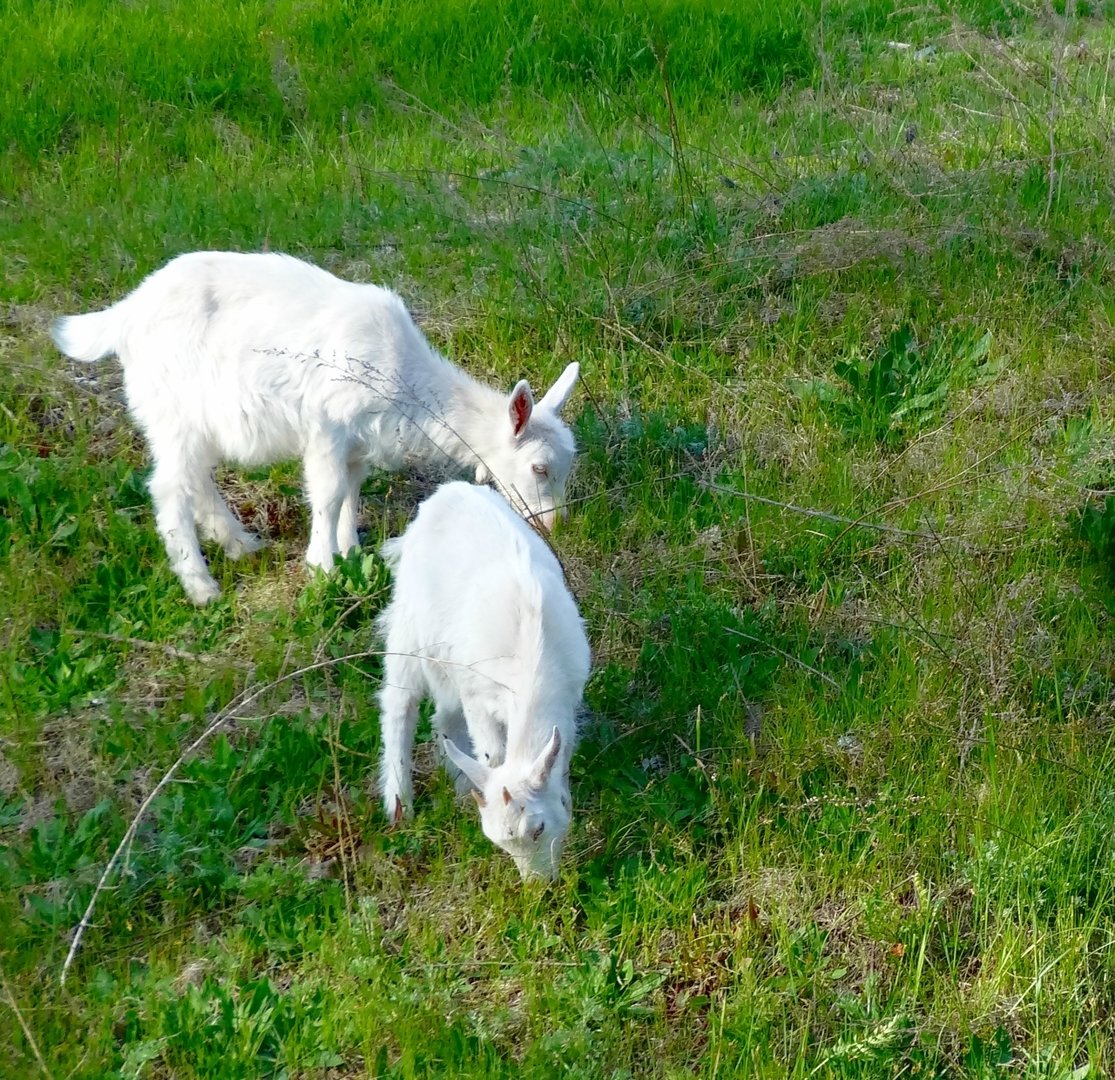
[220,471,307,545]
[773,216,933,277]
[2,301,56,336]
[0,750,20,797]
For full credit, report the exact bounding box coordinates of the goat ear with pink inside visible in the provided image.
[508,380,534,437]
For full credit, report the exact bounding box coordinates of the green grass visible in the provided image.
[4,0,1115,1076]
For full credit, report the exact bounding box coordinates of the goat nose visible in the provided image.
[519,863,557,883]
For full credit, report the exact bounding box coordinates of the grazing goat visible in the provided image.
[51,251,580,604]
[377,481,590,881]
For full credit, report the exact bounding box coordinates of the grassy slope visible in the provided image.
[4,0,1115,1076]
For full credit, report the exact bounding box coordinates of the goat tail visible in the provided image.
[379,535,404,571]
[50,305,125,363]
[374,537,405,642]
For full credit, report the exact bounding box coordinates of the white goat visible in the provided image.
[50,251,580,605]
[377,481,590,881]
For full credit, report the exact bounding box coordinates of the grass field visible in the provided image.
[4,0,1115,1075]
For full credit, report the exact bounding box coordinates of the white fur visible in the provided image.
[50,251,580,604]
[376,482,590,881]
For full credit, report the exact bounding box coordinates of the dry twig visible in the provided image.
[1,969,53,1079]
[59,649,381,985]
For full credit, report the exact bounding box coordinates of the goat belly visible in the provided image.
[198,383,304,466]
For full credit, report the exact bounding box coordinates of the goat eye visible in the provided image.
[531,464,549,477]
[531,822,545,841]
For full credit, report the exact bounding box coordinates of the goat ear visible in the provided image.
[536,362,579,415]
[508,380,534,438]
[443,737,490,793]
[502,786,512,805]
[528,726,562,790]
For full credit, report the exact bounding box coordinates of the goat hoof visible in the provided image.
[383,790,412,826]
[225,533,265,560]
[183,576,221,605]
